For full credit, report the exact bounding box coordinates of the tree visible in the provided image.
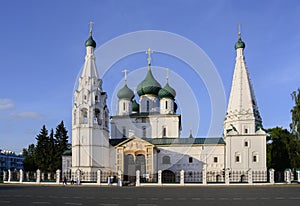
[22,144,37,171]
[290,88,300,139]
[47,129,56,172]
[35,125,50,172]
[54,121,69,170]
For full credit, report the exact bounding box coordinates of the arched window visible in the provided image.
[162,126,167,137]
[165,100,168,109]
[123,102,126,111]
[94,109,101,125]
[81,108,88,124]
[235,152,241,163]
[162,156,171,164]
[142,126,146,138]
[146,101,150,112]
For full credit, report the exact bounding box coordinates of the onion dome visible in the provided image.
[117,84,134,100]
[158,82,176,99]
[235,33,245,50]
[132,99,139,112]
[137,69,161,96]
[85,35,96,48]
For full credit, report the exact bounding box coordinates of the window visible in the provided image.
[84,95,87,101]
[123,102,126,111]
[235,155,240,163]
[165,101,168,109]
[189,157,193,163]
[245,128,248,134]
[253,155,257,162]
[146,101,150,112]
[214,157,218,163]
[162,156,170,164]
[81,108,88,124]
[244,141,249,147]
[142,126,146,138]
[162,127,167,137]
[122,127,126,137]
[95,95,98,101]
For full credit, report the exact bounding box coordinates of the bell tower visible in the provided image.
[224,25,266,173]
[72,23,110,174]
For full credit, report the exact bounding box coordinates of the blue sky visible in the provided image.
[0,0,299,153]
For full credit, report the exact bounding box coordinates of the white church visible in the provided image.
[63,26,267,183]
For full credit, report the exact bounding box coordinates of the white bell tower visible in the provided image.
[224,26,266,173]
[72,23,110,174]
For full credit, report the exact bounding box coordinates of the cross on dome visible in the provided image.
[89,21,94,35]
[122,69,129,83]
[146,48,153,69]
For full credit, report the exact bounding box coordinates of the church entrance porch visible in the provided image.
[123,154,146,185]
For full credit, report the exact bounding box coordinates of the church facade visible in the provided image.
[63,27,267,183]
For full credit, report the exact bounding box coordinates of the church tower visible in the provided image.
[72,24,110,174]
[224,27,266,173]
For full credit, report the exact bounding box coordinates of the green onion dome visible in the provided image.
[235,37,245,50]
[117,84,134,100]
[158,82,176,99]
[132,99,139,112]
[85,35,96,48]
[137,69,161,96]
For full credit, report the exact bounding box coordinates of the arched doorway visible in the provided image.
[124,154,135,183]
[162,170,175,183]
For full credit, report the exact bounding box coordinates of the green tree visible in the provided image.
[47,129,56,172]
[290,88,300,139]
[35,125,50,172]
[54,121,69,170]
[22,144,37,171]
[267,127,292,171]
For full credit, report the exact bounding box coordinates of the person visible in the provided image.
[63,176,67,185]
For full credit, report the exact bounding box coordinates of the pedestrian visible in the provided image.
[63,176,67,185]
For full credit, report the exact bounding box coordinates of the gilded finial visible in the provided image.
[122,69,129,84]
[88,21,94,36]
[237,23,241,39]
[146,48,153,70]
[165,68,169,83]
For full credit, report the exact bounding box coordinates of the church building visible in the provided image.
[63,26,267,183]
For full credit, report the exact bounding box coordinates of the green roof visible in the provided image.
[235,37,245,50]
[158,82,176,99]
[137,69,161,96]
[143,137,225,145]
[85,35,96,48]
[117,84,134,100]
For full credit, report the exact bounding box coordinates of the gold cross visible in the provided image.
[146,48,153,67]
[165,68,169,82]
[88,21,94,35]
[122,69,129,82]
[237,23,241,38]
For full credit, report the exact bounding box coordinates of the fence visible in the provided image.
[2,168,299,186]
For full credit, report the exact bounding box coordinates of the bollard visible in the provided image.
[19,169,23,183]
[136,170,140,187]
[158,170,162,185]
[118,170,122,187]
[248,169,253,184]
[97,170,101,185]
[225,169,230,185]
[180,170,184,185]
[269,169,275,184]
[36,169,41,183]
[56,169,61,184]
[202,167,207,185]
[8,169,11,182]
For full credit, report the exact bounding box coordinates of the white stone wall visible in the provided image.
[225,130,266,172]
[156,145,225,173]
[111,115,180,138]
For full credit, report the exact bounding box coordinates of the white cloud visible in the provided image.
[11,112,43,120]
[0,98,15,110]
